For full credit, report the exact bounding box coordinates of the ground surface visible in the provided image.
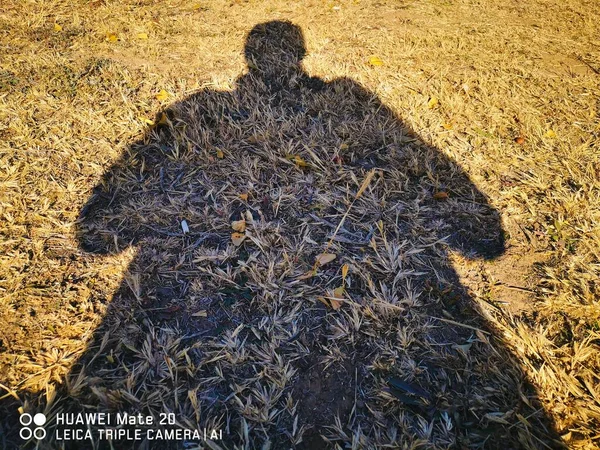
[0,0,599,449]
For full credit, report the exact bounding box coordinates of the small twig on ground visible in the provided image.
[430,316,491,335]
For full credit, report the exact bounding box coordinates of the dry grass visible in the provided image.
[1,0,599,449]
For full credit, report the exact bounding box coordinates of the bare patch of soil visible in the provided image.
[455,246,548,315]
[294,353,357,449]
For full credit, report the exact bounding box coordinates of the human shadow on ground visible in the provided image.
[4,20,563,449]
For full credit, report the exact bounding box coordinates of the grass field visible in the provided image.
[1,0,599,448]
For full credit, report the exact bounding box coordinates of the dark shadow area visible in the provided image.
[1,21,563,449]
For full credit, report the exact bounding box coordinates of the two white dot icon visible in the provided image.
[19,413,47,440]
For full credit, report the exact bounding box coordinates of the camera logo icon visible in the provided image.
[19,413,47,440]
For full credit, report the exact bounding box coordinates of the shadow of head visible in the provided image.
[244,20,306,72]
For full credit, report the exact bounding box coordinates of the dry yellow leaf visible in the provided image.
[239,193,249,201]
[341,263,349,279]
[156,89,169,101]
[428,97,439,109]
[231,219,246,232]
[317,296,331,307]
[285,154,304,165]
[216,149,224,159]
[329,298,342,311]
[316,253,337,267]
[137,32,148,40]
[442,122,453,130]
[369,56,384,67]
[293,155,308,167]
[356,169,375,199]
[298,270,316,280]
[545,129,557,138]
[54,23,63,32]
[330,286,345,310]
[231,232,246,246]
[106,32,118,42]
[156,112,168,126]
[142,117,154,126]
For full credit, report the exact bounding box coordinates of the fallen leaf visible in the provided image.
[341,263,349,279]
[329,298,342,311]
[483,412,511,425]
[317,296,331,307]
[442,122,453,130]
[476,329,490,345]
[54,23,63,32]
[453,342,473,355]
[386,389,426,406]
[295,156,307,167]
[369,56,384,67]
[433,191,449,200]
[298,270,316,280]
[231,232,246,246]
[545,129,557,138]
[142,117,154,126]
[245,210,254,223]
[156,89,169,101]
[356,169,376,199]
[330,286,344,310]
[428,97,439,109]
[239,193,249,201]
[231,219,246,232]
[216,149,224,159]
[388,377,431,399]
[516,412,532,427]
[473,127,495,139]
[316,253,337,267]
[514,136,525,145]
[157,112,169,126]
[106,354,114,363]
[106,32,118,42]
[288,155,307,167]
[192,310,207,317]
[369,237,377,250]
[137,32,148,40]
[247,134,261,144]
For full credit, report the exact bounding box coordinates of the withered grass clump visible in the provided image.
[1,1,599,449]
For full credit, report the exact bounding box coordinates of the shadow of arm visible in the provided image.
[328,77,506,260]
